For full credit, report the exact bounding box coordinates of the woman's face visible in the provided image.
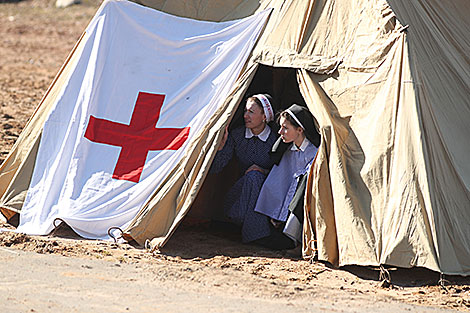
[278,115,303,143]
[244,99,265,130]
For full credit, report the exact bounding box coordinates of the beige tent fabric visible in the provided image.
[132,0,261,22]
[385,0,470,274]
[299,0,470,274]
[298,54,441,271]
[302,131,338,266]
[253,0,404,73]
[1,0,469,275]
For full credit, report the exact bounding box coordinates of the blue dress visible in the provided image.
[254,138,317,222]
[211,126,277,242]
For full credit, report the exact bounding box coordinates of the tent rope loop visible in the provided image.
[144,239,159,253]
[107,226,123,243]
[438,274,451,293]
[144,239,152,250]
[53,217,66,229]
[144,239,152,251]
[379,265,391,288]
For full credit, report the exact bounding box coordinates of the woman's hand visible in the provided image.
[245,164,267,175]
[218,126,229,151]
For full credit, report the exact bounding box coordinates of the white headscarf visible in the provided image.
[253,94,274,122]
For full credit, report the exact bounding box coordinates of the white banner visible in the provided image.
[18,0,270,239]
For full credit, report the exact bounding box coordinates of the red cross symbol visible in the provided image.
[84,92,190,183]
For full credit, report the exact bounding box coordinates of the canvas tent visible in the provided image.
[1,0,469,276]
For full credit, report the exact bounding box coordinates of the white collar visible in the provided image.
[245,125,271,142]
[291,137,310,152]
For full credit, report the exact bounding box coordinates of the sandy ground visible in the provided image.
[0,0,470,312]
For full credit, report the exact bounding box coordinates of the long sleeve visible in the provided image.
[254,141,317,222]
[210,132,235,174]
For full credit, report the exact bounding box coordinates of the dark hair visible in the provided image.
[278,111,302,129]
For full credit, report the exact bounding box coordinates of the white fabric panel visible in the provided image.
[18,0,270,239]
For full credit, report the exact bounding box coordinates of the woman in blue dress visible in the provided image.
[254,104,320,249]
[211,94,277,243]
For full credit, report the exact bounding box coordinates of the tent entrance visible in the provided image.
[230,65,307,130]
[185,64,306,226]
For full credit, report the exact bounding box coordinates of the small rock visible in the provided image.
[55,0,81,8]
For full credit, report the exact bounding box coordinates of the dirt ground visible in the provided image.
[0,0,470,312]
